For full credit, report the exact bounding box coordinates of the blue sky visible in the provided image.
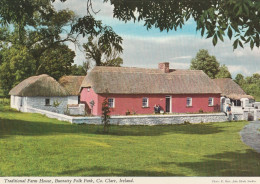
[53,0,260,78]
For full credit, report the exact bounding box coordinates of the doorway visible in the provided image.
[165,96,172,113]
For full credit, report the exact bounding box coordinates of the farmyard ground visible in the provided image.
[0,103,260,176]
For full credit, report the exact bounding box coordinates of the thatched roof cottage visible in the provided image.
[213,78,254,111]
[80,62,222,116]
[9,74,70,113]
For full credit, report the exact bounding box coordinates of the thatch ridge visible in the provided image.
[59,75,85,96]
[9,74,69,97]
[213,78,254,100]
[81,66,222,94]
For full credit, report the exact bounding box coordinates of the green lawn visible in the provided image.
[0,104,260,176]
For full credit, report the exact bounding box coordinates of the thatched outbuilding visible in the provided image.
[9,74,70,113]
[213,78,254,107]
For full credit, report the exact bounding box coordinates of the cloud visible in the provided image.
[170,56,193,60]
[121,35,260,77]
[227,65,251,76]
[52,0,260,78]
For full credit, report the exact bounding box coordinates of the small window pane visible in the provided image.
[187,98,192,106]
[142,98,148,107]
[108,98,114,108]
[45,99,50,106]
[208,97,214,106]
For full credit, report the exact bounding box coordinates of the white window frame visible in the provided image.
[142,97,149,108]
[108,98,115,108]
[186,97,192,107]
[208,97,214,106]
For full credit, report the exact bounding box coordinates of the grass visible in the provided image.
[0,103,260,176]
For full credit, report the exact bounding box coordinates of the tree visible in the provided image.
[37,44,75,80]
[234,73,245,86]
[0,0,123,52]
[0,45,36,96]
[234,73,260,101]
[190,49,220,79]
[104,0,260,49]
[71,64,87,76]
[83,36,123,67]
[215,65,232,79]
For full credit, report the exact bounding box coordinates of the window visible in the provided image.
[142,97,149,107]
[45,99,50,106]
[108,98,115,108]
[186,97,192,107]
[208,97,214,106]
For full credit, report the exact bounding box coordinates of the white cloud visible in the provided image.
[52,0,260,77]
[227,65,251,76]
[121,35,260,77]
[170,56,192,60]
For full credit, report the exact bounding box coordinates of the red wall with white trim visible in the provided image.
[80,88,221,116]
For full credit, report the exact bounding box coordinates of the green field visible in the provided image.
[0,103,259,176]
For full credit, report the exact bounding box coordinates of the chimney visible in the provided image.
[158,62,170,73]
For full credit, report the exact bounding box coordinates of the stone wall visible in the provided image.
[24,107,247,125]
[71,113,234,125]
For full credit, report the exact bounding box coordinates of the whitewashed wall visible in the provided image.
[10,95,68,114]
[68,96,78,104]
[26,97,68,113]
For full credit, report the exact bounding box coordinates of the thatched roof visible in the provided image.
[81,66,222,94]
[59,76,85,96]
[213,78,254,100]
[9,74,69,97]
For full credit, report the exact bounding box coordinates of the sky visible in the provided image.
[53,0,260,78]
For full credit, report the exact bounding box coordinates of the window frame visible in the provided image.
[142,97,149,108]
[208,97,214,106]
[186,97,192,107]
[108,98,115,108]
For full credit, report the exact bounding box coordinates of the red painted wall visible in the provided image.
[80,88,221,116]
[80,88,99,115]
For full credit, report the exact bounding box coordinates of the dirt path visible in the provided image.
[240,120,260,153]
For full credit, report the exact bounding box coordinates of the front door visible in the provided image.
[165,96,171,113]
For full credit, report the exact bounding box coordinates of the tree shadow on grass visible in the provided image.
[160,149,260,176]
[58,166,185,176]
[0,117,225,138]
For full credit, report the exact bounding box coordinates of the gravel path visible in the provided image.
[240,120,260,153]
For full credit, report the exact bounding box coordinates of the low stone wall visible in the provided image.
[27,107,73,122]
[25,107,245,125]
[72,113,234,125]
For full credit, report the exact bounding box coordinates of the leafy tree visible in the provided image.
[190,49,220,79]
[234,73,260,101]
[234,73,245,86]
[215,65,232,79]
[0,45,36,96]
[83,36,123,67]
[0,0,122,52]
[37,44,75,80]
[71,64,87,76]
[104,0,260,49]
